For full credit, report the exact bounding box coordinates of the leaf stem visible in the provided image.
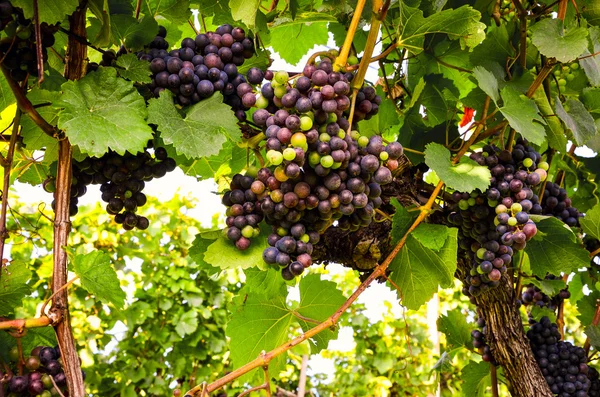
[40,276,80,316]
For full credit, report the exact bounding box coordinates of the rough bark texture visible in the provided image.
[52,3,88,396]
[312,165,553,397]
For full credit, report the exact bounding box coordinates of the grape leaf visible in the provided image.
[524,217,590,277]
[0,73,15,120]
[16,161,48,186]
[56,67,153,157]
[174,310,198,338]
[270,20,329,65]
[244,268,287,299]
[111,14,159,51]
[295,274,346,352]
[88,0,111,47]
[147,91,240,160]
[438,309,473,350]
[473,64,504,103]
[425,143,491,193]
[580,204,600,240]
[188,233,222,275]
[203,235,269,271]
[530,18,588,63]
[529,279,566,296]
[420,74,459,127]
[390,198,418,244]
[582,88,600,115]
[11,0,78,25]
[72,251,126,309]
[20,89,59,163]
[397,5,486,53]
[411,223,449,251]
[227,294,294,382]
[143,0,191,25]
[0,262,32,317]
[115,54,152,83]
[229,0,260,27]
[389,228,457,310]
[585,325,600,349]
[499,87,546,145]
[555,97,598,146]
[462,360,491,396]
[581,0,600,26]
[470,24,515,69]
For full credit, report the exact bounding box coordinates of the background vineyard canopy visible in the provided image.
[0,0,599,396]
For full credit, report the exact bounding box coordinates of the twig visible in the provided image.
[134,0,142,19]
[511,0,528,69]
[403,147,425,156]
[491,364,500,397]
[40,276,80,315]
[49,375,67,397]
[492,0,503,26]
[0,316,52,331]
[297,354,308,397]
[590,246,600,258]
[188,19,199,36]
[57,26,107,55]
[557,0,568,20]
[334,0,367,70]
[33,0,45,84]
[577,50,600,60]
[268,0,279,12]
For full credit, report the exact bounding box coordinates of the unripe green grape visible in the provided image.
[331,161,342,169]
[494,216,500,226]
[550,80,557,87]
[255,94,269,109]
[379,151,389,161]
[252,227,261,238]
[327,113,337,123]
[274,85,287,98]
[318,124,327,134]
[241,225,254,238]
[508,217,518,226]
[351,130,361,140]
[246,165,259,178]
[458,199,470,211]
[467,197,476,206]
[274,71,289,85]
[508,11,515,18]
[558,78,567,86]
[538,161,549,171]
[338,130,346,139]
[523,158,533,168]
[511,202,523,213]
[300,234,310,243]
[300,116,313,131]
[277,227,288,236]
[358,136,369,147]
[291,132,307,148]
[283,147,296,161]
[348,55,359,65]
[8,346,19,362]
[562,66,570,72]
[477,247,487,260]
[566,73,574,81]
[320,155,334,168]
[553,70,562,77]
[319,133,331,142]
[496,204,508,214]
[303,111,315,120]
[488,199,498,207]
[309,152,321,166]
[267,150,283,165]
[570,63,579,70]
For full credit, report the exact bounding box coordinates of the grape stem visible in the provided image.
[511,0,528,69]
[0,316,53,331]
[492,0,502,26]
[334,0,367,70]
[40,276,80,316]
[237,363,272,397]
[50,375,67,397]
[33,0,45,84]
[134,0,142,19]
[491,364,500,397]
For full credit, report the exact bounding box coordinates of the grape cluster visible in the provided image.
[538,181,582,227]
[589,367,600,397]
[221,56,401,279]
[136,24,255,110]
[44,146,176,230]
[472,316,496,364]
[448,140,547,296]
[521,275,570,311]
[0,0,56,82]
[2,345,83,396]
[550,63,581,90]
[527,316,591,396]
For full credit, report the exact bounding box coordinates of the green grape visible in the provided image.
[267,150,283,165]
[320,155,334,168]
[511,202,523,213]
[558,78,567,86]
[255,94,269,109]
[523,158,534,168]
[331,162,342,169]
[379,151,389,161]
[252,227,260,238]
[300,234,310,243]
[566,74,575,81]
[309,152,321,166]
[358,136,369,147]
[274,71,289,85]
[495,204,508,214]
[348,55,359,65]
[458,199,470,211]
[350,130,361,140]
[327,113,338,123]
[338,130,346,139]
[241,225,254,238]
[477,247,487,260]
[291,132,307,148]
[508,217,518,226]
[300,116,313,131]
[553,70,562,77]
[277,227,288,236]
[283,148,296,161]
[538,161,549,171]
[319,133,331,142]
[570,63,580,70]
[274,85,287,98]
[467,197,476,206]
[246,166,259,178]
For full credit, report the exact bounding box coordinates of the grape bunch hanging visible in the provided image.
[1,345,81,396]
[0,0,56,82]
[448,140,550,297]
[221,55,402,280]
[521,275,571,310]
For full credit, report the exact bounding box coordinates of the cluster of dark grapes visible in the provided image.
[0,0,56,82]
[471,316,496,364]
[538,181,582,227]
[2,345,82,396]
[44,146,176,230]
[521,275,571,310]
[448,140,547,297]
[527,316,591,396]
[220,56,402,279]
[135,24,255,112]
[590,367,600,397]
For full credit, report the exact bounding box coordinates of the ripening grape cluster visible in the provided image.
[221,56,402,279]
[521,275,570,310]
[527,317,592,396]
[472,316,496,364]
[448,140,548,297]
[590,367,600,397]
[0,0,56,82]
[44,145,176,230]
[538,181,582,227]
[135,24,255,112]
[2,345,82,396]
[550,63,581,90]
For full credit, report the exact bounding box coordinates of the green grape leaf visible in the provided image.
[470,24,515,69]
[425,143,491,193]
[111,14,159,51]
[499,87,546,145]
[20,89,59,163]
[56,67,153,157]
[174,310,198,338]
[373,354,396,374]
[438,309,473,350]
[580,27,600,86]
[585,325,600,349]
[582,88,600,115]
[529,279,566,296]
[204,235,269,271]
[143,0,191,25]
[148,91,240,160]
[580,204,600,240]
[530,306,557,323]
[72,251,126,309]
[411,223,449,251]
[390,198,418,244]
[524,217,590,277]
[530,18,588,63]
[462,360,492,397]
[188,233,222,275]
[578,290,600,325]
[244,268,287,299]
[88,0,111,47]
[295,274,346,353]
[115,54,152,83]
[0,73,15,119]
[16,161,48,186]
[473,64,504,103]
[581,0,600,25]
[229,0,260,27]
[270,20,329,65]
[227,294,294,382]
[238,48,272,75]
[555,97,598,146]
[389,228,457,310]
[420,75,459,127]
[11,0,78,25]
[0,262,32,317]
[432,350,455,373]
[397,5,486,53]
